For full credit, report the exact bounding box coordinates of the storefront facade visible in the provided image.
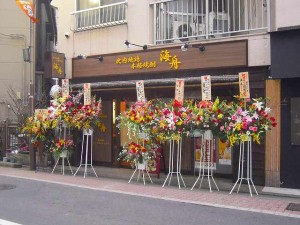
[71,39,271,185]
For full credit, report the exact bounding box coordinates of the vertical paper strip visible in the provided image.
[175,79,185,104]
[239,72,250,98]
[62,79,69,98]
[201,75,211,101]
[136,81,146,102]
[84,83,91,105]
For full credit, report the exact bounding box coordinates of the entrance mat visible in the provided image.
[286,203,300,211]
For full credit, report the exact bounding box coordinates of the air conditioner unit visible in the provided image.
[172,21,205,43]
[208,12,230,36]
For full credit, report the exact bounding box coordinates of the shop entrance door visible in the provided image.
[92,100,113,163]
[280,80,300,189]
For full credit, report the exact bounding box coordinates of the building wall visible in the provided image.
[274,0,300,30]
[52,0,152,78]
[0,0,31,121]
[52,0,270,78]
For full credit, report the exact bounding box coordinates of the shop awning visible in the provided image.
[70,75,239,91]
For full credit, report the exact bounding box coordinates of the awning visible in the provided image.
[70,75,239,90]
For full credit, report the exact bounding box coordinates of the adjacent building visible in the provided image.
[0,0,57,155]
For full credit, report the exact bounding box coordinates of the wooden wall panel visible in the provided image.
[73,40,247,78]
[265,80,281,187]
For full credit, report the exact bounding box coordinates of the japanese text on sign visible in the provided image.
[84,83,91,105]
[62,79,69,98]
[239,72,250,98]
[201,75,211,101]
[116,55,157,70]
[136,81,146,102]
[160,50,181,70]
[115,49,182,70]
[175,79,185,104]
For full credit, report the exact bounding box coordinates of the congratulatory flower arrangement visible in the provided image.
[50,138,75,156]
[118,140,159,167]
[117,96,277,147]
[223,97,277,146]
[22,89,102,147]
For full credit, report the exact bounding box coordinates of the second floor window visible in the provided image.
[74,0,127,31]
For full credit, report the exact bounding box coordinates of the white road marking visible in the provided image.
[0,219,22,225]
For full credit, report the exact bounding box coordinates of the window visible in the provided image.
[74,0,127,31]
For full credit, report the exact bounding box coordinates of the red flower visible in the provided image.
[173,99,182,108]
[271,122,277,127]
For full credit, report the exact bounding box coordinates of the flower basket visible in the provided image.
[59,150,68,158]
[137,160,147,170]
[118,141,159,168]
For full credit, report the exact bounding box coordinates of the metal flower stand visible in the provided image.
[74,129,98,178]
[191,130,219,192]
[162,138,186,189]
[128,160,153,185]
[51,123,73,175]
[51,151,73,175]
[230,137,258,197]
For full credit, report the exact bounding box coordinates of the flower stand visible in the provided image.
[74,129,98,178]
[51,150,73,175]
[128,160,153,185]
[162,138,186,189]
[229,137,258,197]
[191,130,219,192]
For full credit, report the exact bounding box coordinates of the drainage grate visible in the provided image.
[286,203,300,211]
[0,184,16,191]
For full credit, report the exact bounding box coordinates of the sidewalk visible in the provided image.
[0,165,300,219]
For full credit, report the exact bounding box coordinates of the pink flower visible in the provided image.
[220,126,224,131]
[237,107,242,115]
[252,127,258,132]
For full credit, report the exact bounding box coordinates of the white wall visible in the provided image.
[51,0,152,78]
[274,0,300,30]
[0,0,31,121]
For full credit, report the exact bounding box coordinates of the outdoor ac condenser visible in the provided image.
[208,12,230,36]
[172,20,205,42]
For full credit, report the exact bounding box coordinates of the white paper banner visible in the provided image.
[136,80,146,102]
[62,79,69,98]
[84,83,91,105]
[175,79,184,104]
[239,72,250,98]
[201,75,211,101]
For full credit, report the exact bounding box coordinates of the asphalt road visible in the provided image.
[0,175,299,225]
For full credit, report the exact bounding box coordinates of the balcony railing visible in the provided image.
[71,1,127,31]
[153,0,269,44]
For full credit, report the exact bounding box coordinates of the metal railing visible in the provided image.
[0,121,22,158]
[153,0,269,44]
[71,1,128,31]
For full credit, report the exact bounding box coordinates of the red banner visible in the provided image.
[16,0,39,23]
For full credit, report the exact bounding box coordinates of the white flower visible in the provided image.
[253,101,263,111]
[236,117,242,123]
[241,110,249,117]
[252,112,259,119]
[265,107,271,113]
